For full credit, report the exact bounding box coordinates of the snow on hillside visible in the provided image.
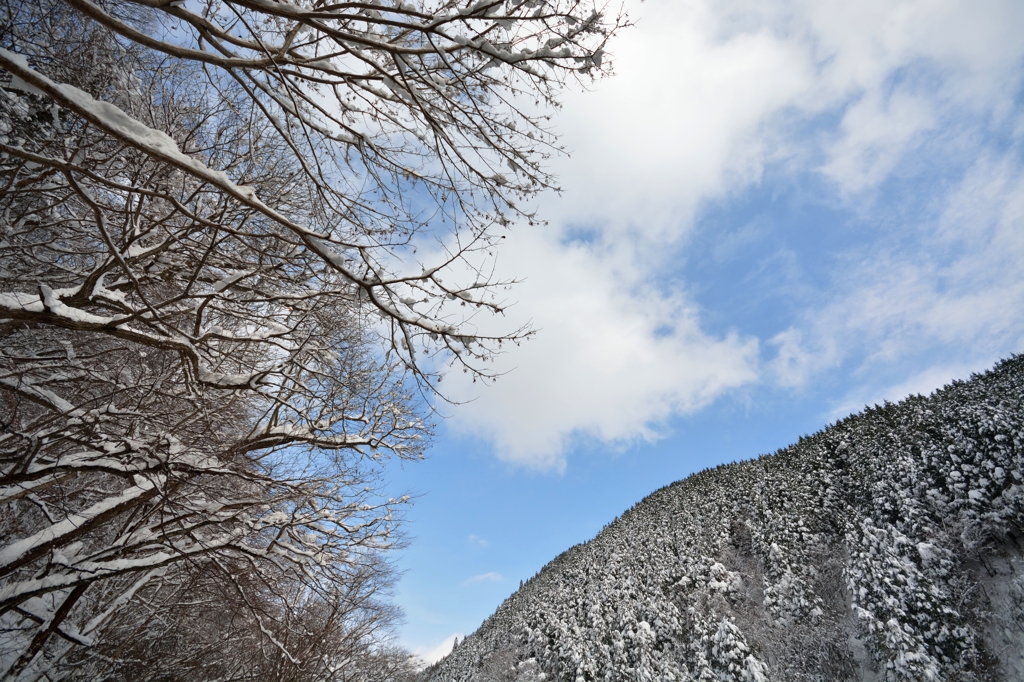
[424,357,1024,681]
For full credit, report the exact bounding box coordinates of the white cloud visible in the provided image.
[820,91,937,193]
[794,0,1024,194]
[767,328,832,388]
[467,535,488,548]
[439,0,1024,469]
[413,633,464,667]
[548,0,814,239]
[551,0,1024,225]
[445,225,759,470]
[463,572,504,585]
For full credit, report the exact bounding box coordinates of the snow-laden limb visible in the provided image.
[79,569,163,638]
[0,49,271,214]
[0,376,76,415]
[0,284,122,329]
[0,480,158,578]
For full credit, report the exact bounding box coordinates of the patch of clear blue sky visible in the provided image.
[681,174,860,335]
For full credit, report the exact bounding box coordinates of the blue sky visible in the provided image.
[389,0,1024,662]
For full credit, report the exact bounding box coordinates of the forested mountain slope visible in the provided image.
[425,357,1024,681]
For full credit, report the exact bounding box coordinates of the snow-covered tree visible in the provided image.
[0,0,622,677]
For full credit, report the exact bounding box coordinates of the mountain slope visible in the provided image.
[425,357,1024,681]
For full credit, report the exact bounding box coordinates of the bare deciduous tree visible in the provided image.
[0,0,621,677]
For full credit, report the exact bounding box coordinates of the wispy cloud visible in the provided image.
[828,362,986,422]
[467,535,488,548]
[786,150,1024,394]
[463,572,504,585]
[413,633,464,667]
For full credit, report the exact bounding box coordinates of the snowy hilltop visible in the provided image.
[424,357,1024,681]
